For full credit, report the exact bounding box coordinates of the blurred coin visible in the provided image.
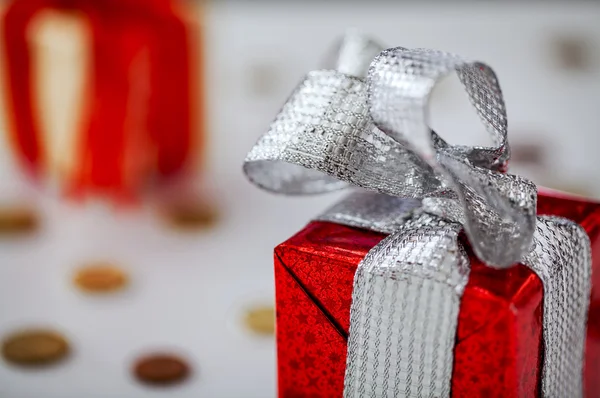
[133,353,190,386]
[160,202,219,231]
[0,206,38,235]
[2,329,69,366]
[243,305,275,336]
[73,263,128,293]
[510,141,546,166]
[553,35,592,71]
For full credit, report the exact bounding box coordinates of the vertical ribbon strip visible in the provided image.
[322,192,591,397]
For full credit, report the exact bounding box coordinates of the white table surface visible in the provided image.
[0,2,599,397]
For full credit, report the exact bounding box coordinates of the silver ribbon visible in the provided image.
[243,32,591,397]
[320,191,590,397]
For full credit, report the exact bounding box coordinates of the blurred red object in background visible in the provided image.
[1,0,201,203]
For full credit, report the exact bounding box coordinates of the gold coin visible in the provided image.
[243,305,275,336]
[133,353,191,386]
[73,263,128,293]
[161,202,219,231]
[0,206,38,235]
[2,329,69,366]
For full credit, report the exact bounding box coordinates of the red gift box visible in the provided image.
[274,190,600,398]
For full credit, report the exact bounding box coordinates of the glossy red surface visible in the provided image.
[2,0,197,201]
[274,191,600,397]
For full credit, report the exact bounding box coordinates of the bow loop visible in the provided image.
[322,29,386,78]
[366,47,536,267]
[368,48,509,169]
[243,32,537,267]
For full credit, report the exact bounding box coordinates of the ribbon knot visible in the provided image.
[244,32,536,268]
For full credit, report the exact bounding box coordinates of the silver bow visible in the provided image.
[243,32,591,397]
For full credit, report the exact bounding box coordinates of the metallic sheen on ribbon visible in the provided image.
[243,32,591,397]
[319,191,590,397]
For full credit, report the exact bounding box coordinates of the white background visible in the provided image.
[0,2,599,398]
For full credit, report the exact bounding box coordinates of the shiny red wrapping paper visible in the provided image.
[2,0,199,201]
[274,190,600,397]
